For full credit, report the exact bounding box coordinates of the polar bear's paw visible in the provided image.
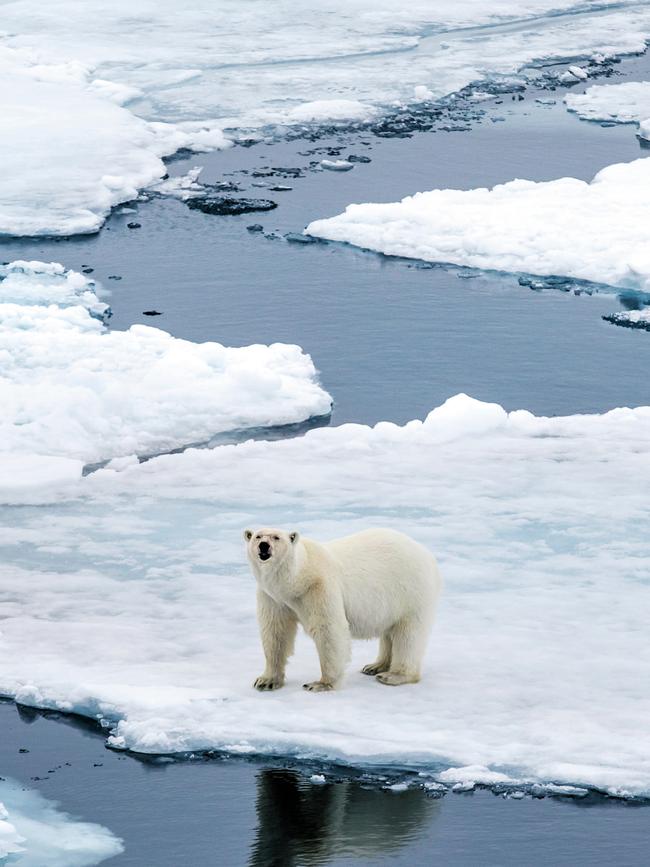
[303,680,334,692]
[376,672,419,686]
[361,662,389,676]
[253,675,284,691]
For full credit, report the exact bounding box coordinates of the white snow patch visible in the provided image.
[566,80,650,124]
[287,100,376,124]
[0,801,25,860]
[0,780,122,866]
[438,765,518,786]
[320,160,354,172]
[306,157,650,291]
[0,261,331,467]
[0,394,649,797]
[0,45,231,237]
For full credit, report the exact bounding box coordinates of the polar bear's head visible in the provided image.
[244,527,300,565]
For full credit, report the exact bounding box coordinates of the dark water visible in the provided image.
[3,56,650,426]
[2,702,649,867]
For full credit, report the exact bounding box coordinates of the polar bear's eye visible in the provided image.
[255,535,261,540]
[273,535,279,541]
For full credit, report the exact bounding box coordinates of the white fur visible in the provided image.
[244,527,442,691]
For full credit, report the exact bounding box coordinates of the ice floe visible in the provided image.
[0,44,231,237]
[603,308,650,330]
[0,780,122,866]
[306,157,650,291]
[566,80,650,141]
[1,394,649,798]
[4,2,650,233]
[0,261,331,466]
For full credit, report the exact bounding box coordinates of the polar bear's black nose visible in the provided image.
[258,541,271,560]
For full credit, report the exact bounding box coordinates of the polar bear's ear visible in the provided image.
[244,529,253,542]
[289,531,299,544]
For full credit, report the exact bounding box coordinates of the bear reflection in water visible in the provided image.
[249,769,440,866]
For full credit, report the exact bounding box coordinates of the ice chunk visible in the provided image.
[0,779,122,865]
[0,261,331,466]
[320,160,354,172]
[602,308,650,330]
[1,395,649,797]
[566,81,650,124]
[306,158,650,291]
[0,45,231,237]
[287,100,376,124]
[0,801,25,859]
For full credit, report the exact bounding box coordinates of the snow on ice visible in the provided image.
[0,780,122,866]
[1,394,649,798]
[306,158,650,292]
[565,80,650,127]
[0,44,231,237]
[4,1,650,233]
[0,261,331,467]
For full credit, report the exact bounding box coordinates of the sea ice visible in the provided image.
[0,261,331,466]
[0,44,231,237]
[1,394,649,798]
[602,308,650,330]
[0,801,25,860]
[4,1,650,233]
[306,158,650,291]
[565,80,650,140]
[0,780,122,866]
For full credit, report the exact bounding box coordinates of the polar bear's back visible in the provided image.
[319,528,441,639]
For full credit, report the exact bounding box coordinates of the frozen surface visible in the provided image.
[1,395,649,797]
[0,261,331,465]
[0,780,122,866]
[306,157,650,291]
[0,801,24,860]
[4,1,650,234]
[603,308,650,330]
[0,44,230,237]
[566,80,650,139]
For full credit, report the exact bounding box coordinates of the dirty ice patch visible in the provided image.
[1,394,649,798]
[0,261,331,466]
[565,80,650,124]
[0,780,122,866]
[0,44,230,237]
[306,157,650,292]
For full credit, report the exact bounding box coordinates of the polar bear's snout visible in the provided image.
[258,540,272,561]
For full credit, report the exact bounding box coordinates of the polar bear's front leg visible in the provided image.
[254,589,298,691]
[301,583,351,691]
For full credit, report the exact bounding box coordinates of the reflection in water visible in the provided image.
[250,770,440,867]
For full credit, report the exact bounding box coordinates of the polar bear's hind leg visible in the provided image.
[361,632,392,676]
[376,616,429,686]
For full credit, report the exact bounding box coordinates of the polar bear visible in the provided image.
[244,527,441,691]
